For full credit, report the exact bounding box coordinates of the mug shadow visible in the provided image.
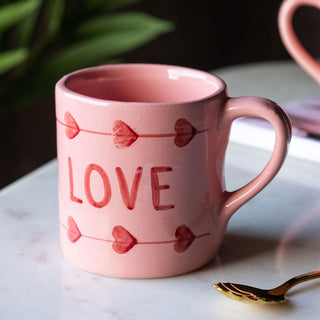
[196,199,320,313]
[200,232,296,313]
[214,231,280,266]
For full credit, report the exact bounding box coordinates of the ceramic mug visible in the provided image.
[56,64,291,278]
[279,0,320,84]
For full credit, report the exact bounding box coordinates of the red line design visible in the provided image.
[138,233,210,244]
[56,118,113,136]
[138,129,209,138]
[84,164,112,208]
[150,167,175,211]
[56,116,211,148]
[68,157,83,204]
[56,118,209,137]
[115,167,143,210]
[60,222,209,245]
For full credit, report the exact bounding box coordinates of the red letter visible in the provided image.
[68,157,83,204]
[115,167,143,210]
[150,167,175,211]
[84,164,111,208]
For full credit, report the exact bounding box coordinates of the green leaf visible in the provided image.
[0,48,28,74]
[45,0,65,39]
[77,12,174,38]
[40,15,173,76]
[15,9,39,47]
[0,5,174,117]
[0,0,41,33]
[83,0,140,11]
[15,0,64,49]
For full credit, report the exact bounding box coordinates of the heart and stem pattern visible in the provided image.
[58,111,210,255]
[61,216,210,254]
[56,111,210,148]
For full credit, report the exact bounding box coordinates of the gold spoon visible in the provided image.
[213,270,320,304]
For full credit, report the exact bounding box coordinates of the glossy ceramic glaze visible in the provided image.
[55,64,291,278]
[279,0,320,84]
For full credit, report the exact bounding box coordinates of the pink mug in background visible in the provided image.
[279,0,320,84]
[279,0,320,136]
[55,64,292,278]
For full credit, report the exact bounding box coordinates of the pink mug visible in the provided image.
[55,64,291,278]
[279,0,320,84]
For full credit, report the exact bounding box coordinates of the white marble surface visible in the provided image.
[1,142,320,319]
[1,61,320,319]
[214,60,320,103]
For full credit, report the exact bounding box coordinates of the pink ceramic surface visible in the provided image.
[279,0,320,84]
[279,0,320,136]
[284,96,320,136]
[55,64,292,278]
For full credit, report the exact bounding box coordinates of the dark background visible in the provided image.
[1,0,320,189]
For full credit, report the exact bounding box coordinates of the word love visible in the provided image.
[68,157,175,211]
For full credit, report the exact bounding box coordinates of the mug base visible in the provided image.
[60,229,220,279]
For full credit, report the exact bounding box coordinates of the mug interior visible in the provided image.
[64,64,223,104]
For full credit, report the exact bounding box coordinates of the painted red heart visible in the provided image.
[67,216,82,243]
[64,111,80,139]
[174,118,197,147]
[113,120,138,148]
[112,225,137,254]
[174,225,196,253]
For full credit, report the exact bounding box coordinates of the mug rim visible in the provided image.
[55,63,226,106]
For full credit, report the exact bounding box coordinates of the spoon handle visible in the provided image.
[272,270,320,294]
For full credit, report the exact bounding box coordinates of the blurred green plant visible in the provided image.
[0,0,173,117]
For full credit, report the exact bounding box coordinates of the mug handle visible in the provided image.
[278,0,320,84]
[220,96,292,222]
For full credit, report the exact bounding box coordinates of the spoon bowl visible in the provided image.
[213,270,320,304]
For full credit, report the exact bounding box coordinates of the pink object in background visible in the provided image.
[279,0,320,85]
[55,64,291,278]
[279,0,320,136]
[284,95,320,136]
